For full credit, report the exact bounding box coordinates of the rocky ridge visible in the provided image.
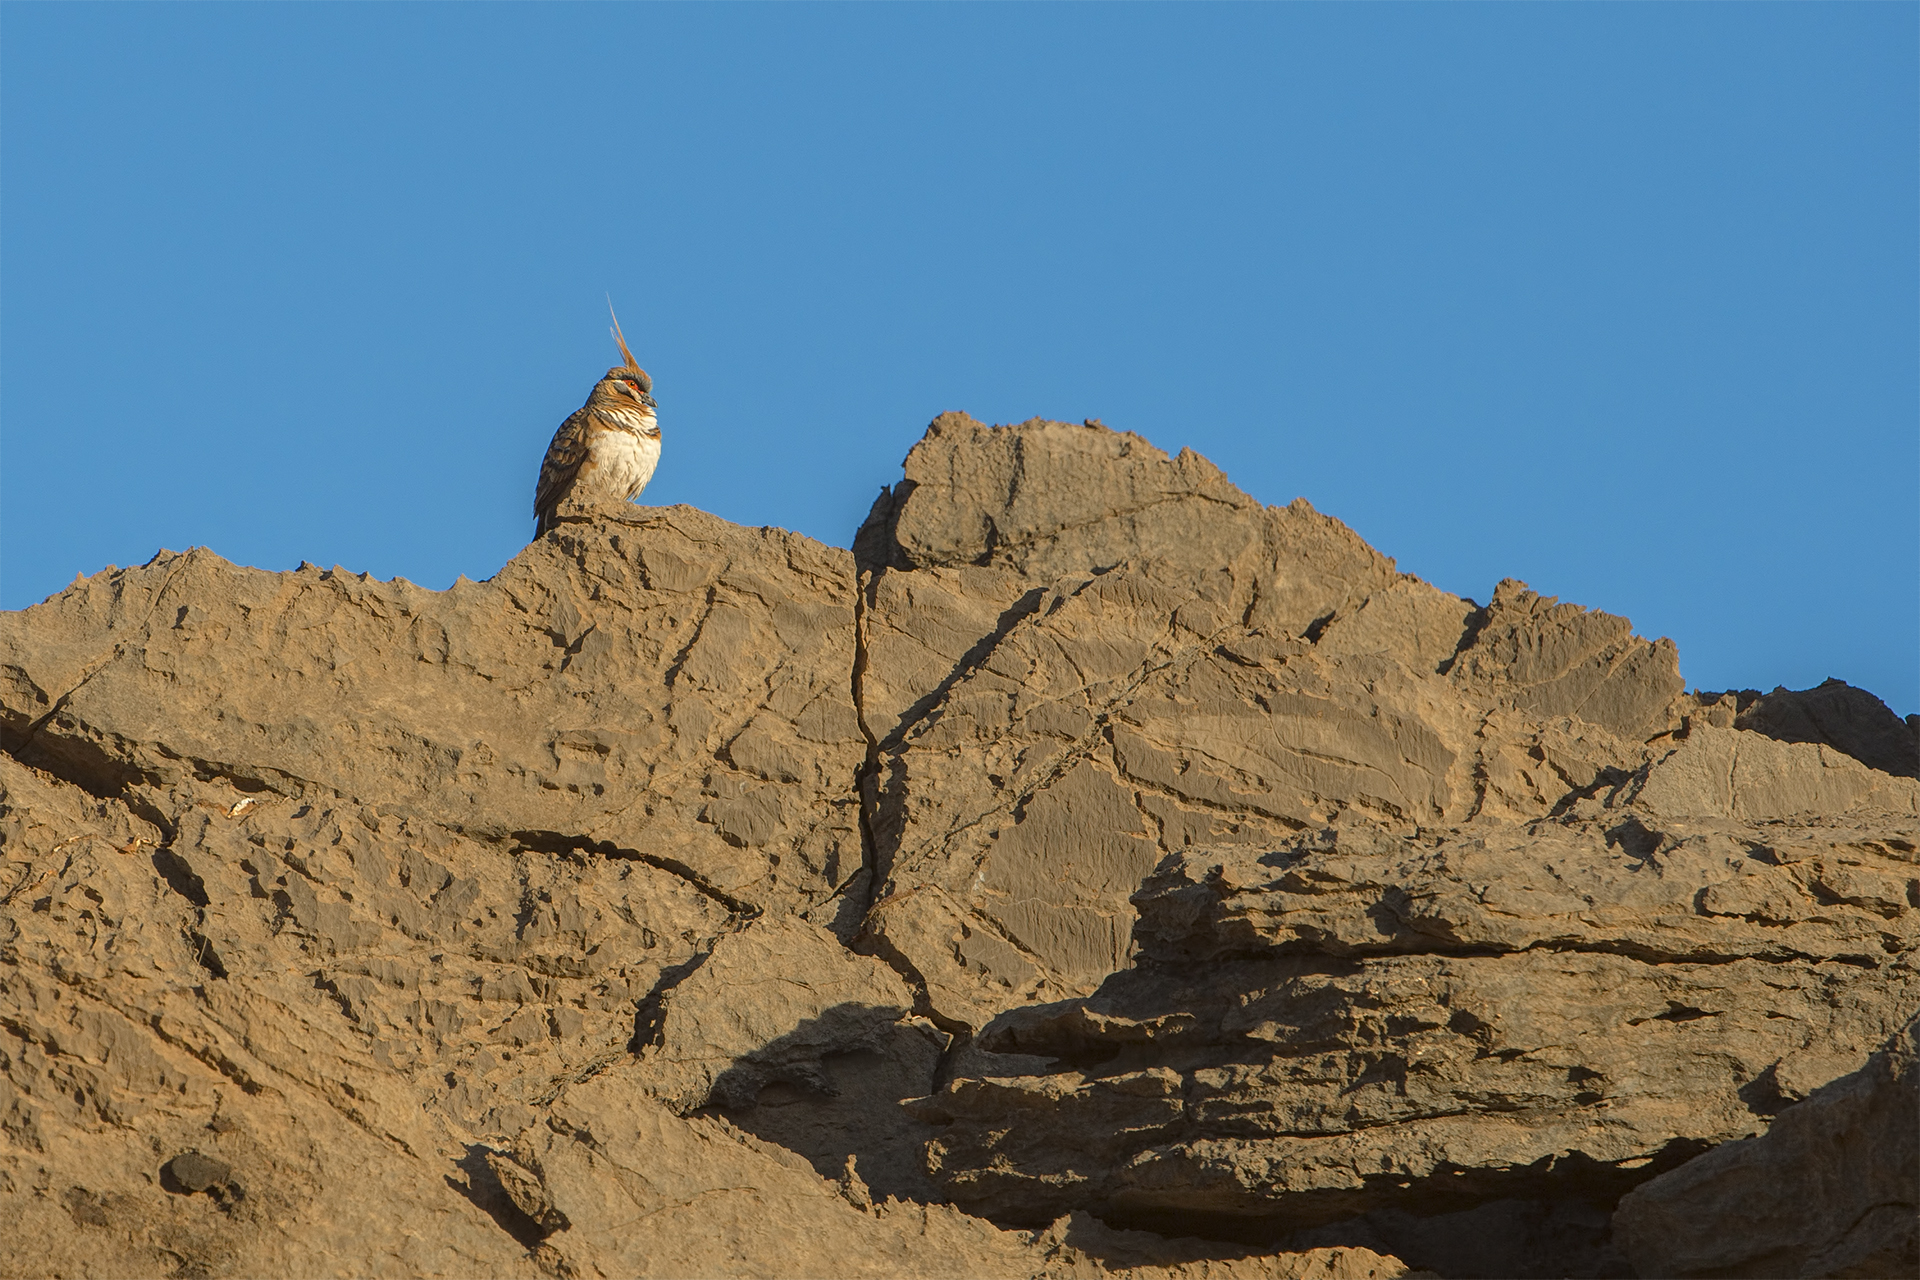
[1,413,1913,1278]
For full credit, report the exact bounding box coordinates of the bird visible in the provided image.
[533,305,661,537]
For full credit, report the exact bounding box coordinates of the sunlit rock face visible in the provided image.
[3,412,1912,1279]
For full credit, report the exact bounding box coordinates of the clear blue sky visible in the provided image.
[4,4,1915,713]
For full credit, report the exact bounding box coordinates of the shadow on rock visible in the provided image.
[447,1143,547,1250]
[696,1004,949,1204]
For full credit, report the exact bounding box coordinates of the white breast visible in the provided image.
[589,426,662,502]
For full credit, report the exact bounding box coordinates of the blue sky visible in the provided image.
[4,4,1915,713]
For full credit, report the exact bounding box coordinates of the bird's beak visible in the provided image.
[642,392,657,409]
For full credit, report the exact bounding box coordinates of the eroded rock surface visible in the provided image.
[2,414,1912,1278]
[1613,1013,1919,1278]
[1682,677,1920,780]
[911,811,1917,1275]
[853,417,1691,1032]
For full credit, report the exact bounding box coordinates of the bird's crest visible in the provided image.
[607,298,644,377]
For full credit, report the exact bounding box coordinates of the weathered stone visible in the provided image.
[0,507,867,920]
[161,1151,231,1194]
[1445,578,1685,740]
[1613,1013,1919,1278]
[1736,677,1920,779]
[2,411,1907,1277]
[491,1067,1052,1280]
[1630,723,1919,820]
[1032,1211,1429,1279]
[0,508,869,1278]
[910,803,1920,1274]
[868,414,1264,581]
[633,912,948,1201]
[854,421,1689,1033]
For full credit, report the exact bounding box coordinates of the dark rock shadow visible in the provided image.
[853,482,917,575]
[1281,1195,1632,1280]
[447,1144,546,1250]
[1041,1210,1288,1273]
[696,1003,948,1204]
[630,951,712,1052]
[1731,678,1919,778]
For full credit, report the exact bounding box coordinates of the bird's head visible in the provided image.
[595,366,655,410]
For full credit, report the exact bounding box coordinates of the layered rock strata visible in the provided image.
[1,413,1912,1278]
[914,808,1916,1274]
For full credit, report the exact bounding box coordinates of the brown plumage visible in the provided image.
[533,305,662,537]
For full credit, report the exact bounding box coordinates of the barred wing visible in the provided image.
[533,408,592,536]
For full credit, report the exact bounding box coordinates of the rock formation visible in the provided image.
[1,412,1913,1278]
[1614,1015,1917,1278]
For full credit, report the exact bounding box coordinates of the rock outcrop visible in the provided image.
[2,412,1912,1278]
[1613,1013,1918,1279]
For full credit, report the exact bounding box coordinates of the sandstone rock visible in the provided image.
[1677,678,1919,780]
[1735,678,1920,779]
[635,913,924,1111]
[481,1063,1408,1280]
[633,912,949,1202]
[0,507,867,922]
[1,750,592,1277]
[908,801,1920,1275]
[855,419,1684,1033]
[0,507,870,1278]
[1630,723,1919,821]
[485,1065,1044,1280]
[1445,578,1684,740]
[160,1151,233,1195]
[2,411,1907,1277]
[1612,1013,1919,1278]
[863,414,1265,582]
